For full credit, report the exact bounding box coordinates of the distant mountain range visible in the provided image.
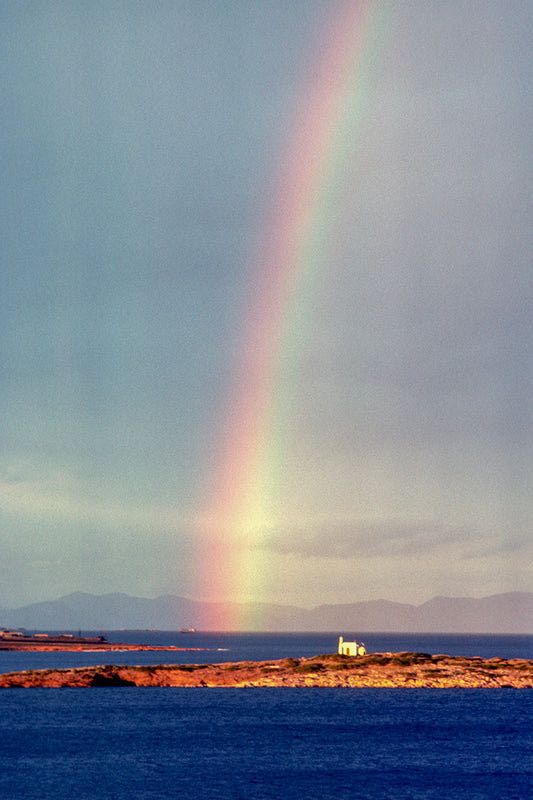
[1,591,532,633]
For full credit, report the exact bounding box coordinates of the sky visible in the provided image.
[1,0,532,614]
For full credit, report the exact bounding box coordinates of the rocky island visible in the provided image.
[1,652,533,688]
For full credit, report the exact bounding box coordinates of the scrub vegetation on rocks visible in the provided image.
[2,652,533,688]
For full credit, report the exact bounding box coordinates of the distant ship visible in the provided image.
[180,627,196,633]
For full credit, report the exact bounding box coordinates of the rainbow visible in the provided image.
[195,1,388,629]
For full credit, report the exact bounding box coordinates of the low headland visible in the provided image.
[1,652,533,688]
[0,631,205,653]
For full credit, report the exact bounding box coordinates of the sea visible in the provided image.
[1,632,532,800]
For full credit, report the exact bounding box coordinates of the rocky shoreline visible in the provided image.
[1,652,533,688]
[0,633,206,653]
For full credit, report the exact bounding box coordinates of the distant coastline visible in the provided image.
[2,590,532,633]
[0,630,205,653]
[2,652,533,688]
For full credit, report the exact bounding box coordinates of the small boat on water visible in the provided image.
[180,627,196,633]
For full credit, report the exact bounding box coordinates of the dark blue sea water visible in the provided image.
[1,688,532,800]
[1,634,532,799]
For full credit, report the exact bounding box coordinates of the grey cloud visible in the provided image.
[260,521,470,560]
[1,1,531,608]
[462,530,532,559]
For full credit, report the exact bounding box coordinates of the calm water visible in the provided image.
[1,688,532,800]
[1,631,532,674]
[1,634,532,799]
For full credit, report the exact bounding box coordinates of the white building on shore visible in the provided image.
[338,636,366,656]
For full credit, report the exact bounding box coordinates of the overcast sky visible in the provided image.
[1,1,532,612]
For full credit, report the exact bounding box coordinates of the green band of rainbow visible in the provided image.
[195,1,388,629]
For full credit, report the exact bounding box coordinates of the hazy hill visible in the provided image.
[1,591,531,633]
